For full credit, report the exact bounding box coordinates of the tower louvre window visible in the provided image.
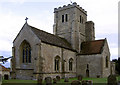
[62,15,64,22]
[65,14,68,22]
[82,17,84,23]
[80,15,82,23]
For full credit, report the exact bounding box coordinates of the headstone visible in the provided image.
[78,75,83,81]
[37,76,43,85]
[56,76,60,81]
[64,77,69,82]
[107,75,117,85]
[45,77,52,85]
[53,78,57,84]
[82,80,93,85]
[71,80,81,85]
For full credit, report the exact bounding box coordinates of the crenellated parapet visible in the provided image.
[54,2,87,15]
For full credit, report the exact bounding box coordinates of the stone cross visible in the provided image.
[25,17,28,23]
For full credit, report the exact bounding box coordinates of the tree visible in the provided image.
[112,58,120,74]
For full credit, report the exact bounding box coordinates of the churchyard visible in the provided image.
[2,75,120,85]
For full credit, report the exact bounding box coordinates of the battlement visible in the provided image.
[54,2,87,15]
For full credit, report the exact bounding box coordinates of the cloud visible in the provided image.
[110,47,118,59]
[0,0,118,62]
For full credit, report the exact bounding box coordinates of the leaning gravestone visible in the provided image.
[107,75,117,85]
[64,77,69,82]
[71,80,81,85]
[37,76,43,85]
[53,78,57,84]
[78,75,83,81]
[56,76,60,81]
[45,77,52,85]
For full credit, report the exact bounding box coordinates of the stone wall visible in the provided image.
[77,39,111,78]
[77,54,102,78]
[16,70,34,80]
[101,40,110,77]
[41,43,76,79]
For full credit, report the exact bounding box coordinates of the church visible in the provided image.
[11,2,112,80]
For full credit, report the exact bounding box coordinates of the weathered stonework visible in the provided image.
[11,2,113,80]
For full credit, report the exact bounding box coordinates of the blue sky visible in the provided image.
[0,0,118,67]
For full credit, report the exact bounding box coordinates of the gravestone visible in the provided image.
[45,77,52,85]
[37,76,43,85]
[82,80,93,85]
[53,78,57,84]
[107,75,117,85]
[64,77,69,82]
[78,75,83,81]
[56,76,60,81]
[71,80,81,85]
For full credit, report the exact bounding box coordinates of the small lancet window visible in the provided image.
[62,15,64,22]
[106,56,108,68]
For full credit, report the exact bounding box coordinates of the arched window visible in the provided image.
[69,58,73,71]
[55,56,60,71]
[106,56,108,68]
[22,41,31,63]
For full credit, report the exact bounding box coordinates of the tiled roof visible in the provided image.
[80,39,105,55]
[29,25,75,51]
[0,64,10,72]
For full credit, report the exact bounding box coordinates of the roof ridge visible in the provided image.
[28,24,74,51]
[0,64,10,71]
[28,25,67,41]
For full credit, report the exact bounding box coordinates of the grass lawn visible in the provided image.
[2,76,120,85]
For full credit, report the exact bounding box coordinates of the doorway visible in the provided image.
[86,69,89,77]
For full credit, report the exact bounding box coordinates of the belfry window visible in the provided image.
[22,41,31,63]
[55,56,60,71]
[80,15,82,23]
[62,15,64,22]
[82,17,84,23]
[69,58,73,71]
[65,14,68,22]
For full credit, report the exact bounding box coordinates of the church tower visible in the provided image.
[53,2,87,52]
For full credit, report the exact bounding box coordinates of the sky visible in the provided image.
[0,0,118,67]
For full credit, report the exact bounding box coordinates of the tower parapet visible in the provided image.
[54,2,87,15]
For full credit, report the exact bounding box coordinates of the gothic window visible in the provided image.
[69,58,73,71]
[62,15,64,22]
[22,41,31,63]
[55,56,60,71]
[106,56,108,68]
[65,14,68,22]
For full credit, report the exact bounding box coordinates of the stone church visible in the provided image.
[11,2,112,80]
